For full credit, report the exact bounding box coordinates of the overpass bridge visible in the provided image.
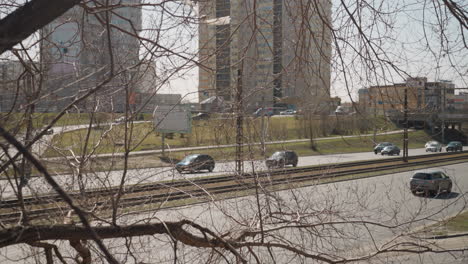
[387,111,468,143]
[388,111,468,127]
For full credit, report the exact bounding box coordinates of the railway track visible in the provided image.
[1,151,467,224]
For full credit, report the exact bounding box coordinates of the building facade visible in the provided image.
[198,0,332,113]
[447,92,468,111]
[359,77,456,115]
[0,61,37,112]
[41,0,142,112]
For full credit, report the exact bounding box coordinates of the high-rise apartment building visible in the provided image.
[198,0,332,113]
[41,0,142,112]
[0,61,36,112]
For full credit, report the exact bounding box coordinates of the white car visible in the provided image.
[279,109,297,115]
[425,141,442,152]
[114,117,126,123]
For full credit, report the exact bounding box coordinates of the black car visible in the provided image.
[374,142,394,154]
[175,154,215,173]
[266,151,298,169]
[381,145,400,155]
[446,141,463,152]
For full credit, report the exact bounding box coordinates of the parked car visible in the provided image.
[446,141,463,152]
[175,154,215,173]
[381,145,400,155]
[114,117,125,123]
[409,169,452,195]
[266,151,298,169]
[374,142,394,154]
[192,112,209,120]
[425,141,442,152]
[253,107,274,117]
[279,109,297,115]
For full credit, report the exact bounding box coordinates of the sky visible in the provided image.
[154,0,467,103]
[1,0,466,103]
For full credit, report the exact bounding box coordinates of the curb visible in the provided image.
[422,232,468,240]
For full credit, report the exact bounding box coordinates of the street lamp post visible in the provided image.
[235,69,244,175]
[403,88,408,162]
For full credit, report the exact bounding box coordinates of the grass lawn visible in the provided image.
[43,115,398,158]
[162,130,431,161]
[444,210,468,232]
[0,112,153,132]
[40,130,432,174]
[424,210,468,237]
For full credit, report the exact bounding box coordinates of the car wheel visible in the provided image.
[411,189,417,195]
[293,162,298,167]
[208,165,214,172]
[176,168,182,173]
[374,151,377,154]
[447,184,452,193]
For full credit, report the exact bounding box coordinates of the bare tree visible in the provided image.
[0,0,467,263]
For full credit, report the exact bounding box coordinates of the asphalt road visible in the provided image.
[111,162,468,263]
[1,156,467,263]
[0,148,453,198]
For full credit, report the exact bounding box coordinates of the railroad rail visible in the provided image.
[1,151,467,224]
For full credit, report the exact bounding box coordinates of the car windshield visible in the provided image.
[429,143,438,147]
[377,143,390,147]
[180,155,198,164]
[271,152,285,159]
[413,173,431,180]
[448,142,460,146]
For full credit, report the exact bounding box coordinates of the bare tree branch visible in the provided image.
[0,0,81,54]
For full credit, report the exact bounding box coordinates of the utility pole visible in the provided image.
[260,96,266,156]
[403,88,408,162]
[161,133,165,157]
[441,85,446,144]
[235,69,244,174]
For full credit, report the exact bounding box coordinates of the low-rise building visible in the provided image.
[447,92,468,111]
[359,77,455,115]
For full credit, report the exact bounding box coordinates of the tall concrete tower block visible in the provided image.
[41,0,142,112]
[198,0,332,113]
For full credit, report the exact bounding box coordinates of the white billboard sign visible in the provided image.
[153,105,192,133]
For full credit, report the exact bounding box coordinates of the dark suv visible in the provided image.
[446,141,463,152]
[175,154,215,173]
[381,145,400,155]
[410,169,452,196]
[266,151,298,169]
[374,142,394,154]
